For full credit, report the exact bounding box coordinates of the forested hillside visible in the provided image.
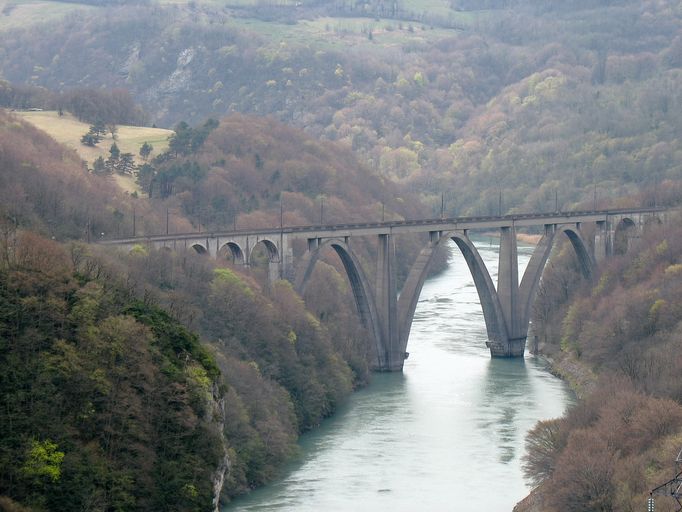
[0,109,390,509]
[515,220,682,511]
[0,233,225,511]
[1,0,681,215]
[136,114,443,283]
[0,109,141,239]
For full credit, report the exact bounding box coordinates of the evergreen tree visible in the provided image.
[139,141,153,161]
[80,132,99,147]
[105,143,120,174]
[80,123,106,147]
[92,156,106,174]
[109,142,120,160]
[118,152,135,175]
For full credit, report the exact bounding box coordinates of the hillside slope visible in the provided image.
[17,109,171,193]
[0,108,394,508]
[0,234,226,511]
[1,0,680,214]
[17,110,171,166]
[517,220,682,511]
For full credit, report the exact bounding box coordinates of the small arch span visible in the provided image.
[249,239,279,264]
[190,243,208,255]
[219,241,246,264]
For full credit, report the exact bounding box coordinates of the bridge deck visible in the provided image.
[99,207,666,245]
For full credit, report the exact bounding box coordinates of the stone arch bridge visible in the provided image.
[101,207,671,371]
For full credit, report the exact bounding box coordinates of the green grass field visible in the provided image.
[222,15,462,53]
[0,0,96,31]
[155,0,474,48]
[17,110,172,193]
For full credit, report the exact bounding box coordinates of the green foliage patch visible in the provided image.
[0,241,222,511]
[124,300,220,380]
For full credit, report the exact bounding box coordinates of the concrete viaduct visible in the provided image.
[100,207,671,371]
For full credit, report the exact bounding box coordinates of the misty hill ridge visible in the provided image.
[1,0,680,215]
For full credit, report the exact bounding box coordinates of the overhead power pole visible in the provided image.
[650,448,682,511]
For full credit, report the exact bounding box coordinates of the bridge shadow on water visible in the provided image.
[478,357,532,464]
[477,356,574,465]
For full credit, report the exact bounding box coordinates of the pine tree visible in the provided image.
[139,141,153,161]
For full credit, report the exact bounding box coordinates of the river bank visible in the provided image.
[512,346,598,512]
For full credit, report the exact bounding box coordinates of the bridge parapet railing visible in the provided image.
[97,207,669,245]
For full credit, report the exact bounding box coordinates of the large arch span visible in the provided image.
[294,225,597,371]
[396,226,595,364]
[295,239,386,369]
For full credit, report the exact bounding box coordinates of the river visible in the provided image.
[224,237,573,511]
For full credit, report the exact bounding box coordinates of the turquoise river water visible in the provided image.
[224,238,573,512]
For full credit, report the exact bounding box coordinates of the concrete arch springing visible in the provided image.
[397,235,444,352]
[219,241,246,265]
[558,226,594,280]
[295,239,385,369]
[614,217,637,255]
[449,232,510,354]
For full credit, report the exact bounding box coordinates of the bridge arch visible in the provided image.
[397,237,444,351]
[449,232,509,352]
[397,225,597,361]
[248,239,279,264]
[558,226,594,280]
[190,243,208,255]
[295,238,385,368]
[614,217,637,255]
[218,241,246,264]
[396,231,509,357]
[517,225,594,338]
